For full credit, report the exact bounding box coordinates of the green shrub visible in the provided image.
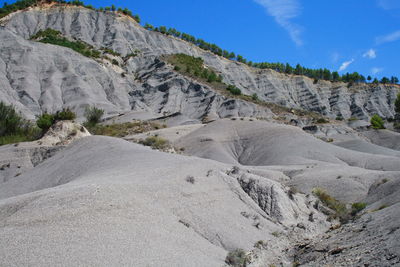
[227,85,242,95]
[36,113,55,132]
[225,249,249,267]
[0,102,25,136]
[251,93,259,101]
[0,102,40,145]
[36,108,76,133]
[111,59,119,65]
[335,116,343,121]
[54,108,76,121]
[370,114,385,129]
[84,106,104,126]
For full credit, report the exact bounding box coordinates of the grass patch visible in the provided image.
[138,135,169,150]
[86,121,164,137]
[0,134,35,146]
[315,118,329,124]
[100,47,121,57]
[348,117,359,121]
[351,202,367,216]
[31,29,102,58]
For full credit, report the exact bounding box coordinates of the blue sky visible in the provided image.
[2,0,400,78]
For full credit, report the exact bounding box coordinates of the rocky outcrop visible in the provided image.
[0,121,90,183]
[0,5,398,121]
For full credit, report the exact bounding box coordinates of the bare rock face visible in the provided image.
[0,5,398,121]
[40,120,91,146]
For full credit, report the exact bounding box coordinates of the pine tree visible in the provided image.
[380,77,390,84]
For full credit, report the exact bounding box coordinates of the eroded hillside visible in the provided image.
[0,3,398,122]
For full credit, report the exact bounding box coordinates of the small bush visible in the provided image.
[370,114,385,129]
[36,113,55,132]
[0,102,25,136]
[271,231,280,237]
[36,108,76,133]
[112,59,119,65]
[251,93,259,101]
[316,118,329,124]
[84,106,104,126]
[351,202,367,216]
[54,108,76,121]
[225,249,249,267]
[0,102,40,145]
[139,136,169,150]
[185,175,195,184]
[227,85,242,95]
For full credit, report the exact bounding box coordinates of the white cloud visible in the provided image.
[377,0,400,10]
[371,67,383,75]
[376,30,400,45]
[254,0,303,46]
[338,59,354,72]
[363,49,376,59]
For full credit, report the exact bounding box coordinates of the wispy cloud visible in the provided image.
[376,30,400,44]
[377,0,400,10]
[338,59,354,72]
[254,0,303,46]
[363,49,377,59]
[371,67,383,75]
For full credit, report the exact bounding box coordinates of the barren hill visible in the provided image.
[0,3,400,267]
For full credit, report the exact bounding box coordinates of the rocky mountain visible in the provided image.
[0,3,398,122]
